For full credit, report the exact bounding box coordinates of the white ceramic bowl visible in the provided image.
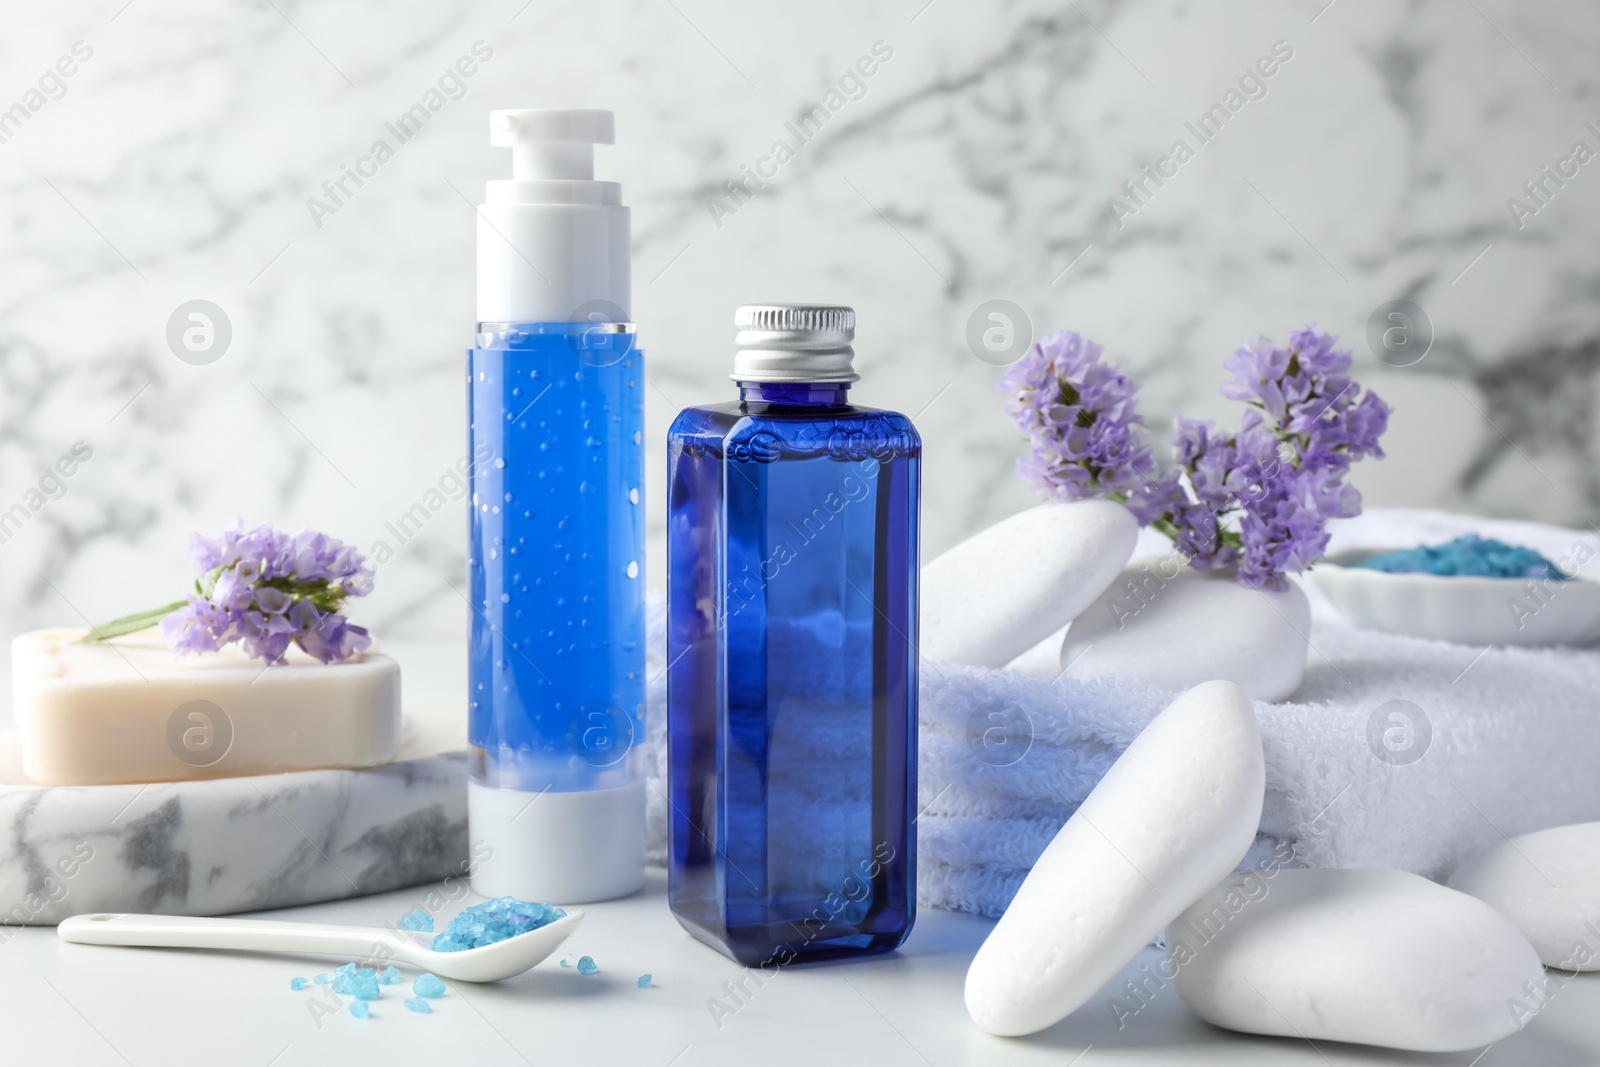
[1310,548,1600,647]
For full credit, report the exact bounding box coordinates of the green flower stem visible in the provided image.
[79,600,190,643]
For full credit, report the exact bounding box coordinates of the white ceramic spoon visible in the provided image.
[57,909,584,983]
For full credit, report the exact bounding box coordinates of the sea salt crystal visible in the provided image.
[335,962,380,1000]
[289,977,308,991]
[577,956,598,976]
[405,998,432,1014]
[637,974,651,988]
[396,908,434,933]
[430,896,567,953]
[349,1001,370,1019]
[378,966,402,985]
[413,973,446,999]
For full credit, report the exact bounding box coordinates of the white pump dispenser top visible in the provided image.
[476,108,631,324]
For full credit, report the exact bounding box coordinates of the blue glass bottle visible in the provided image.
[666,305,920,966]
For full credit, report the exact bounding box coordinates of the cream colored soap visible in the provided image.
[12,629,400,786]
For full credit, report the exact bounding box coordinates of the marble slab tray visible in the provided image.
[0,645,471,926]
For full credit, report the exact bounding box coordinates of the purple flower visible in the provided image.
[1143,326,1389,588]
[1014,324,1392,590]
[997,330,1155,502]
[118,520,374,665]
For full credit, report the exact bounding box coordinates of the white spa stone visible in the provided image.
[1449,821,1600,971]
[1059,556,1310,702]
[964,680,1264,1037]
[12,628,400,786]
[1169,868,1546,1052]
[921,500,1138,668]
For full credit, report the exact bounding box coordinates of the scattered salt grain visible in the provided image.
[349,1001,371,1019]
[313,973,331,985]
[289,977,308,991]
[333,962,380,1000]
[378,966,402,985]
[414,973,447,999]
[405,997,432,1014]
[637,974,652,988]
[577,955,598,976]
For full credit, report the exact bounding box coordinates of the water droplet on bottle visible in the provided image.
[634,431,642,445]
[488,548,498,560]
[558,517,571,531]
[500,593,511,603]
[586,437,602,449]
[630,488,640,505]
[627,561,639,579]
[494,458,506,469]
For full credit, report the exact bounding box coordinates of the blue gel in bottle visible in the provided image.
[468,324,644,788]
[466,109,645,902]
[666,306,920,965]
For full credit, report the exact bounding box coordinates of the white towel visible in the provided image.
[640,508,1600,918]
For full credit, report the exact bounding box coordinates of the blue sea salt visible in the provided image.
[1357,535,1571,580]
[413,973,447,999]
[289,977,308,991]
[559,958,569,968]
[396,908,434,933]
[577,956,598,976]
[349,1001,370,1019]
[334,962,381,1001]
[405,997,432,1014]
[313,973,332,985]
[378,966,402,985]
[637,974,652,988]
[430,896,567,953]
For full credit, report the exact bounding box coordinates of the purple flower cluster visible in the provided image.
[1000,324,1391,590]
[1131,326,1390,588]
[996,330,1155,500]
[160,521,374,664]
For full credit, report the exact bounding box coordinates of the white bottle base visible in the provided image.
[468,779,646,904]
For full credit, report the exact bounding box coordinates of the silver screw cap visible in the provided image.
[731,304,858,383]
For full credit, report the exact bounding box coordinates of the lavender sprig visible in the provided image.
[1134,326,1390,589]
[82,521,374,665]
[1000,324,1390,590]
[996,330,1156,501]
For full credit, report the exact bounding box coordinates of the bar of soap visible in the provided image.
[11,629,400,785]
[964,680,1265,1036]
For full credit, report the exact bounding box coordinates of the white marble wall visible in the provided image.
[2,0,1598,721]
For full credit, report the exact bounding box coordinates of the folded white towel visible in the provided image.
[641,508,1600,918]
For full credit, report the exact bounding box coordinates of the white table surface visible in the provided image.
[3,868,1596,1067]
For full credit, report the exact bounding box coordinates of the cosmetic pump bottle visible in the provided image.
[467,109,645,903]
[665,304,921,965]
